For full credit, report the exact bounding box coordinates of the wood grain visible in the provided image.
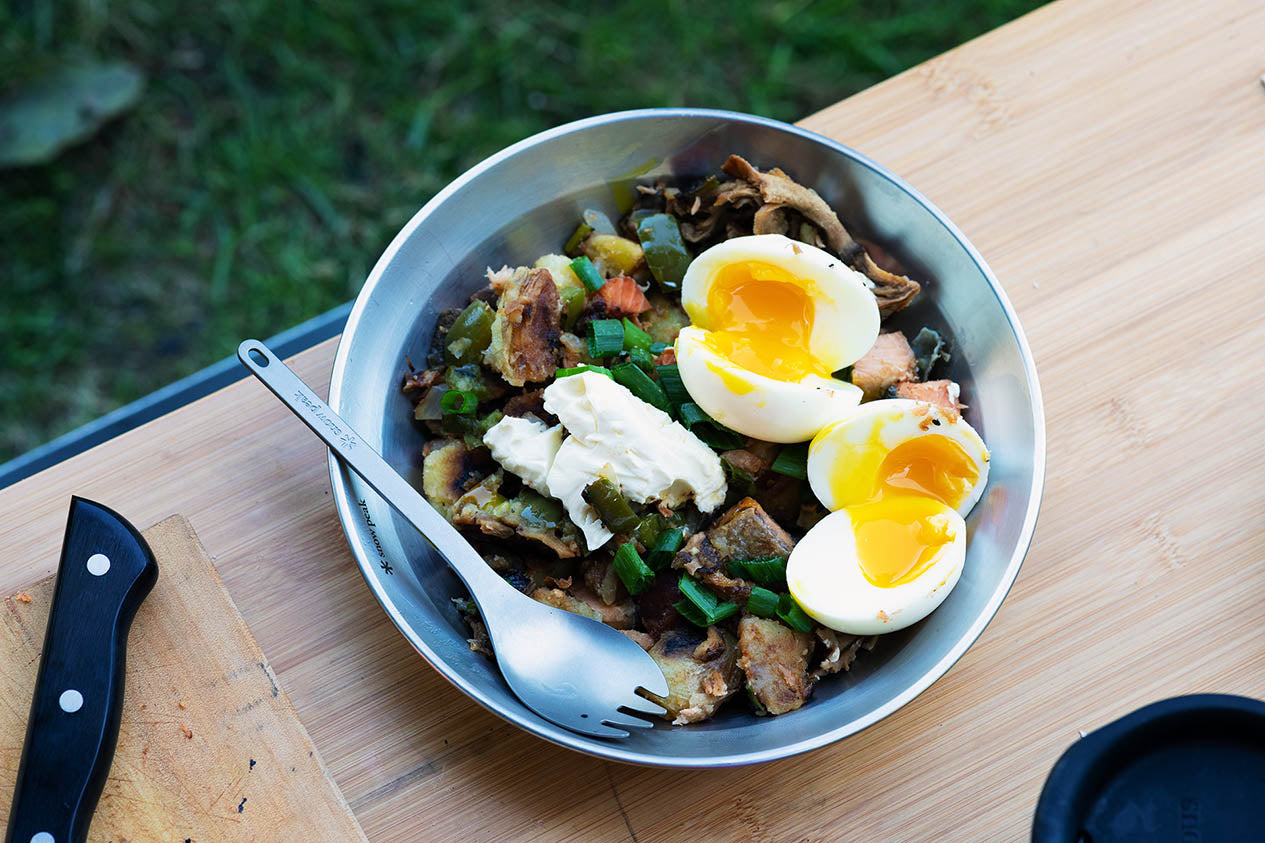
[0,516,366,842]
[1,0,1264,838]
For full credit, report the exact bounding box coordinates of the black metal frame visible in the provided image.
[0,302,353,490]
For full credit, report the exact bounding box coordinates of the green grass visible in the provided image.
[0,0,1045,463]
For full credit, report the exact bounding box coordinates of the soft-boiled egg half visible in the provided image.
[787,399,990,635]
[674,234,879,443]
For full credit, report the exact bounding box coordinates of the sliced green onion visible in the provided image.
[673,599,713,627]
[611,362,670,411]
[726,556,788,588]
[628,346,656,372]
[677,402,743,450]
[587,318,624,357]
[676,575,738,625]
[647,527,684,570]
[655,363,690,406]
[564,222,594,256]
[677,575,719,612]
[621,317,654,351]
[649,341,670,354]
[555,364,614,379]
[440,389,478,415]
[612,542,655,596]
[570,255,606,293]
[746,586,780,618]
[673,597,738,628]
[559,284,584,329]
[709,601,739,624]
[583,478,640,535]
[777,593,815,633]
[770,444,809,480]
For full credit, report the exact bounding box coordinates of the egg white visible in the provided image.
[680,234,879,371]
[808,398,990,517]
[675,326,862,443]
[787,503,966,635]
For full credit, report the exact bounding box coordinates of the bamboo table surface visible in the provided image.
[4,0,1265,838]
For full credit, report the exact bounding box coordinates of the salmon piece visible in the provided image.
[851,332,916,400]
[891,379,963,417]
[719,449,768,477]
[594,276,651,318]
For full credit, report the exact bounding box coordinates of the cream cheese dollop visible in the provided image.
[557,372,732,548]
[483,371,727,551]
[481,415,563,495]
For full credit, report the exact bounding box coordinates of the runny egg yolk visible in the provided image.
[850,496,958,587]
[878,435,980,510]
[700,261,830,381]
[834,433,978,587]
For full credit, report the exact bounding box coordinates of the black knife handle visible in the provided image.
[5,497,158,843]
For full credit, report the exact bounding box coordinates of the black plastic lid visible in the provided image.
[1033,694,1265,841]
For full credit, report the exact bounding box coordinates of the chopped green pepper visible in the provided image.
[559,284,585,329]
[633,514,666,549]
[583,478,640,535]
[635,213,692,291]
[441,409,504,450]
[444,300,495,365]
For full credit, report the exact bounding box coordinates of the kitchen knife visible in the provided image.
[4,497,158,843]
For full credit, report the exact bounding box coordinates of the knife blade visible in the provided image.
[4,497,158,843]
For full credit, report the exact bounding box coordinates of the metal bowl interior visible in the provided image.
[327,108,1045,767]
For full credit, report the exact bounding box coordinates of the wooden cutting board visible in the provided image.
[0,514,366,842]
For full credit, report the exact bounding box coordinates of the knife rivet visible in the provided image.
[31,832,55,843]
[58,689,83,713]
[86,553,110,576]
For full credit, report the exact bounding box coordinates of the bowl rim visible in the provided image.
[326,106,1047,767]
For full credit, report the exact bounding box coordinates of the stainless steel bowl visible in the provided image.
[326,108,1045,767]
